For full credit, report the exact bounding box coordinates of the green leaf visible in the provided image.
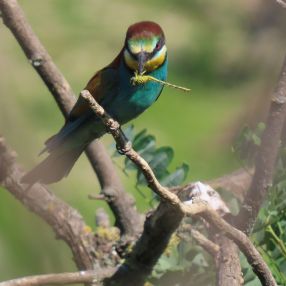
[149,147,174,176]
[251,133,261,146]
[160,163,189,187]
[136,135,157,155]
[256,122,266,134]
[135,147,174,185]
[124,134,156,170]
[133,129,148,147]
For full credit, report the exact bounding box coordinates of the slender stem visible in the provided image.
[0,269,115,286]
[266,225,286,257]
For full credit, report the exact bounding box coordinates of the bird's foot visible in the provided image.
[116,141,132,155]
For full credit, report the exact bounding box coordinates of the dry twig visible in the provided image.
[178,225,219,257]
[0,269,115,286]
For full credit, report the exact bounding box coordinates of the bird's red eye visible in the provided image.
[155,42,161,51]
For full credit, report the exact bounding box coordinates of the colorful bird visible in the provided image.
[22,21,168,184]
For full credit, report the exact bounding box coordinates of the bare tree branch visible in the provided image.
[276,0,286,8]
[0,0,142,237]
[192,228,219,256]
[176,184,242,286]
[1,1,283,284]
[81,90,184,208]
[105,202,184,286]
[169,168,253,202]
[0,269,115,286]
[85,142,143,237]
[236,55,286,233]
[178,225,219,257]
[215,235,243,286]
[198,206,276,286]
[81,90,277,286]
[207,168,253,201]
[0,136,95,270]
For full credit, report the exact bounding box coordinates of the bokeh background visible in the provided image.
[0,0,285,281]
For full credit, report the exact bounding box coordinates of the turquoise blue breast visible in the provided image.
[102,57,168,124]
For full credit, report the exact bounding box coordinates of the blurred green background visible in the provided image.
[0,0,285,281]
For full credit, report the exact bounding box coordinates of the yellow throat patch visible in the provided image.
[124,45,167,73]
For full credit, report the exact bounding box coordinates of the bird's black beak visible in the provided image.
[137,51,147,75]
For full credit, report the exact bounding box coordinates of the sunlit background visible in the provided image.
[0,0,285,281]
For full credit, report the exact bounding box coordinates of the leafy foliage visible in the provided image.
[234,124,286,285]
[149,234,215,286]
[150,123,286,286]
[112,126,219,284]
[232,122,265,164]
[250,148,286,285]
[113,125,189,188]
[114,123,286,285]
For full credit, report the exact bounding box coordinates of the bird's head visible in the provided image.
[123,21,167,75]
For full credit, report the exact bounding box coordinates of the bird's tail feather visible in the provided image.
[22,115,104,185]
[39,114,91,155]
[22,145,86,185]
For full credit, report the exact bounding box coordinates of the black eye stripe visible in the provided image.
[125,37,165,59]
[150,40,165,57]
[125,48,137,60]
[156,38,164,50]
[125,43,133,56]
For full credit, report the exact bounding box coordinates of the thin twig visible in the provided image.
[81,90,277,286]
[0,269,116,286]
[179,225,219,257]
[80,90,184,209]
[192,229,220,256]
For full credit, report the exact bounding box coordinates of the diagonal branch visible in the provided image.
[0,0,142,237]
[207,168,253,201]
[81,90,277,286]
[80,91,184,208]
[235,55,286,233]
[178,224,219,257]
[199,206,276,286]
[0,136,95,270]
[276,0,286,8]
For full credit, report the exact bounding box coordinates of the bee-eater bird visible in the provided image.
[22,21,168,184]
